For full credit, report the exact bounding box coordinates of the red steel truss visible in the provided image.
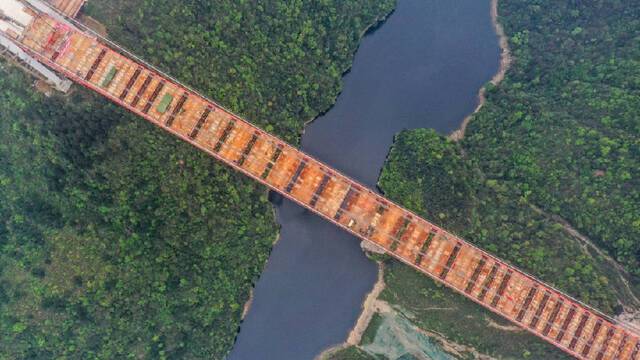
[3,7,640,360]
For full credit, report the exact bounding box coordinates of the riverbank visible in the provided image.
[313,0,505,358]
[362,0,640,357]
[302,9,396,130]
[338,0,508,352]
[228,1,398,356]
[346,262,386,346]
[315,261,386,360]
[318,260,493,360]
[449,0,511,141]
[234,4,395,333]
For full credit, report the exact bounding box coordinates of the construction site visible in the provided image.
[0,1,638,359]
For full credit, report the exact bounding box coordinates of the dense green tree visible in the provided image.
[466,0,640,277]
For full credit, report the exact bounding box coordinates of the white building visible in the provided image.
[0,0,71,92]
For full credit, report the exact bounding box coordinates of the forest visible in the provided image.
[0,0,395,358]
[333,0,639,358]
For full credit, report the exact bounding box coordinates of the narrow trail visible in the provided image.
[530,204,640,309]
[411,322,496,360]
[449,0,512,141]
[485,317,523,333]
[449,0,640,336]
[530,205,640,331]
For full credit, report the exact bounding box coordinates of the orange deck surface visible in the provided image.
[9,11,640,360]
[48,0,86,18]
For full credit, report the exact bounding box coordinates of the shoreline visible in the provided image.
[346,262,386,346]
[303,8,396,129]
[236,5,396,335]
[317,261,492,360]
[315,261,386,360]
[238,204,279,322]
[449,0,511,141]
[321,0,512,357]
[241,0,507,355]
[241,288,254,320]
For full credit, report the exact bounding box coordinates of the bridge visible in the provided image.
[1,2,638,359]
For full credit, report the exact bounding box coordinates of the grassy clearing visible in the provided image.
[379,260,570,359]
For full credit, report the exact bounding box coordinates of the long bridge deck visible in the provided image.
[2,4,639,359]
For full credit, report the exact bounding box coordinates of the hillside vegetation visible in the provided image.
[0,0,395,358]
[467,0,640,279]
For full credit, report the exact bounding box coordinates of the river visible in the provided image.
[229,0,500,359]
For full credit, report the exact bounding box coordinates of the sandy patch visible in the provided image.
[347,262,387,345]
[449,0,512,141]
